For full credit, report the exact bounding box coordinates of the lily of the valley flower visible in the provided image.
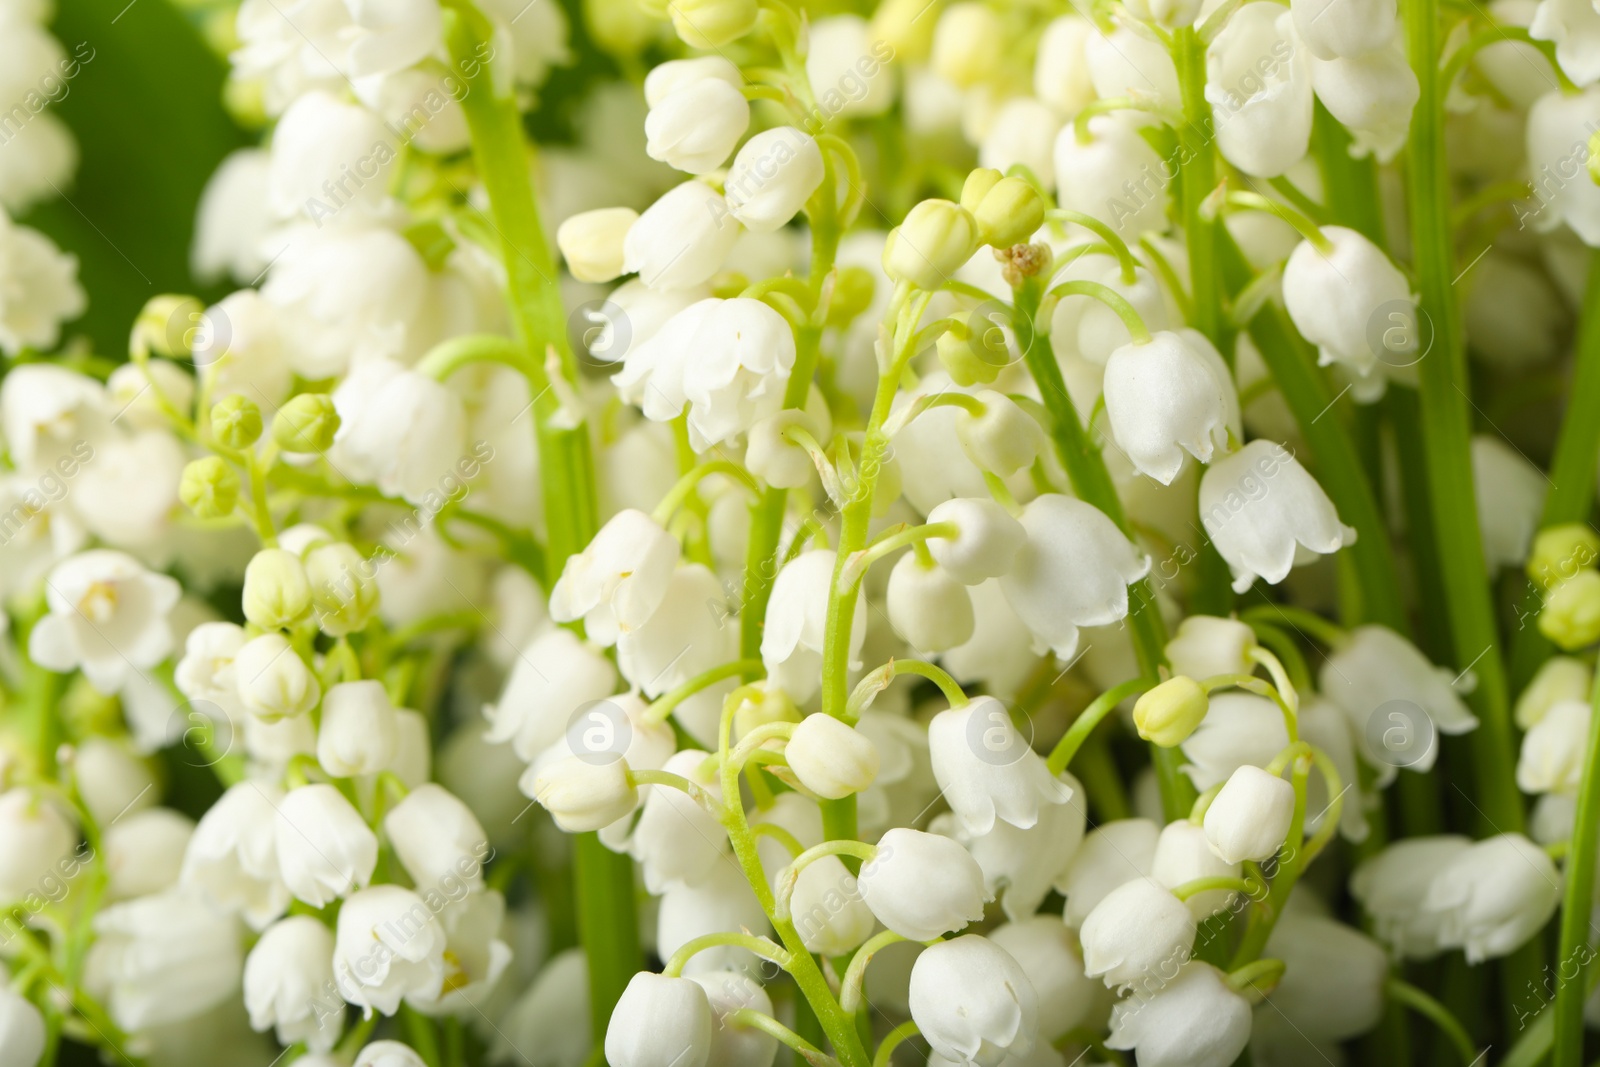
[1103,328,1239,484]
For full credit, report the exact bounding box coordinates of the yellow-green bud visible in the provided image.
[870,0,934,61]
[211,394,263,450]
[586,0,657,53]
[936,322,1003,386]
[1540,570,1600,651]
[666,0,757,48]
[272,394,340,453]
[970,176,1046,248]
[732,685,801,741]
[243,548,312,630]
[883,199,978,292]
[305,542,380,637]
[826,265,877,328]
[1133,676,1210,747]
[179,457,240,519]
[132,294,206,358]
[959,168,1004,214]
[1527,524,1600,591]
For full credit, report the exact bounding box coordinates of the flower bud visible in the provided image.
[827,265,876,327]
[234,633,321,720]
[272,393,340,453]
[1165,615,1258,680]
[305,542,379,637]
[790,854,876,956]
[910,936,1039,1064]
[317,680,399,778]
[604,972,714,1067]
[533,755,640,832]
[725,127,825,233]
[786,714,879,799]
[931,2,1004,87]
[1515,656,1592,729]
[666,0,758,49]
[0,789,77,905]
[886,553,975,651]
[857,827,989,940]
[1204,764,1296,864]
[936,320,1004,386]
[955,390,1047,476]
[180,456,240,519]
[243,548,312,630]
[883,199,978,292]
[557,207,639,283]
[133,294,205,357]
[1081,877,1197,990]
[211,394,263,449]
[926,497,1026,584]
[745,409,822,490]
[1134,677,1210,747]
[962,171,1045,248]
[1540,569,1600,651]
[1528,523,1600,590]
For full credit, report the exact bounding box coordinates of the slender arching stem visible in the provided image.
[1047,679,1153,776]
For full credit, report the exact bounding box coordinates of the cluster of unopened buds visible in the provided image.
[2,0,1600,1063]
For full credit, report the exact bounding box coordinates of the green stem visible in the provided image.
[1231,752,1309,965]
[872,1021,921,1067]
[1043,281,1152,344]
[847,658,969,716]
[1047,679,1152,776]
[1387,977,1481,1065]
[644,659,765,723]
[1044,209,1141,283]
[1552,669,1600,1067]
[725,1010,834,1065]
[1013,276,1192,818]
[1401,0,1523,836]
[1173,26,1225,349]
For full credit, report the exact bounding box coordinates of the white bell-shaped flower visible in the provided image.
[29,549,180,695]
[1086,26,1182,112]
[1350,835,1472,959]
[1199,439,1356,593]
[382,783,490,895]
[807,15,894,116]
[786,714,880,799]
[243,915,341,1052]
[1053,114,1170,240]
[657,860,770,977]
[857,827,989,940]
[1206,4,1313,178]
[266,91,397,223]
[1318,624,1477,777]
[1203,764,1296,864]
[1165,615,1258,680]
[484,628,617,761]
[549,509,679,644]
[790,853,877,956]
[531,755,640,833]
[1524,88,1600,244]
[1308,38,1419,163]
[605,973,714,1067]
[1103,329,1239,484]
[1152,819,1242,919]
[979,97,1061,190]
[910,936,1039,1067]
[926,497,1026,585]
[181,780,290,930]
[1106,961,1251,1067]
[929,696,1074,835]
[1080,877,1197,990]
[931,2,1005,87]
[762,549,865,703]
[1530,0,1600,86]
[989,917,1099,1041]
[725,127,825,233]
[176,620,246,710]
[690,970,779,1067]
[1472,434,1548,573]
[885,552,975,651]
[0,208,83,357]
[1050,253,1170,366]
[87,888,243,1032]
[952,777,1087,921]
[331,358,469,506]
[955,391,1048,476]
[104,808,192,902]
[999,494,1151,660]
[274,784,378,907]
[0,789,77,906]
[1282,226,1415,398]
[644,60,749,174]
[332,885,447,1015]
[616,565,738,743]
[1056,817,1159,926]
[354,1042,427,1067]
[1265,913,1389,1041]
[557,207,639,283]
[317,680,400,778]
[1290,0,1398,59]
[1422,833,1561,963]
[623,180,741,290]
[1034,16,1097,116]
[1179,691,1290,791]
[626,750,728,893]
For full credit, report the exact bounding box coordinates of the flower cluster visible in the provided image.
[0,0,1598,1064]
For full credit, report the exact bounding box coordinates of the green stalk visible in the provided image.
[445,3,635,1043]
[1400,0,1522,835]
[1173,27,1224,349]
[1551,669,1600,1067]
[1312,103,1386,246]
[1013,276,1194,819]
[1510,250,1600,688]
